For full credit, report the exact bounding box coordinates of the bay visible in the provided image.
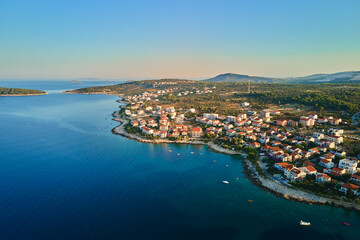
[0,81,359,239]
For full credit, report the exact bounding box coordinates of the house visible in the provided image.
[191,127,203,138]
[226,116,237,123]
[328,128,344,136]
[339,159,358,174]
[299,117,315,127]
[276,119,288,127]
[329,118,342,125]
[203,113,219,120]
[285,167,306,182]
[276,153,291,162]
[271,110,280,115]
[238,113,247,119]
[350,174,360,185]
[330,167,346,176]
[172,130,180,137]
[159,125,169,131]
[275,162,293,172]
[316,173,331,183]
[260,110,270,118]
[259,137,269,144]
[160,131,167,138]
[132,121,139,127]
[327,135,343,144]
[313,132,325,140]
[319,159,335,168]
[223,124,234,130]
[261,145,270,152]
[250,142,261,148]
[291,152,302,161]
[301,166,317,175]
[288,120,299,127]
[308,148,320,155]
[304,161,315,167]
[339,183,359,195]
[272,141,281,146]
[141,126,153,135]
[226,130,236,137]
[335,150,346,157]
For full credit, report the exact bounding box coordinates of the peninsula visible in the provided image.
[70,79,360,209]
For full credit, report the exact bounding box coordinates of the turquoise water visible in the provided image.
[0,81,359,239]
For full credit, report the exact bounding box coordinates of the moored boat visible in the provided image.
[342,222,350,226]
[222,181,229,184]
[299,220,311,226]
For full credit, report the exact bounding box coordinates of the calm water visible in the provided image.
[0,81,359,240]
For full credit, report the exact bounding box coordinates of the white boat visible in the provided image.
[222,181,229,184]
[299,220,311,226]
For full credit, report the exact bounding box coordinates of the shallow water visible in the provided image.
[0,81,359,239]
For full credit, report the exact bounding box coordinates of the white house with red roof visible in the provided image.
[191,127,203,138]
[285,167,306,182]
[339,183,359,195]
[301,166,317,175]
[319,159,335,168]
[316,173,331,183]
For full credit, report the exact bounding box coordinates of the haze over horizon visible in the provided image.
[1,0,359,80]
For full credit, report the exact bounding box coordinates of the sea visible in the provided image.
[0,80,359,240]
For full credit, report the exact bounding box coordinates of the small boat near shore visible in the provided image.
[342,222,350,226]
[248,200,253,203]
[222,181,229,184]
[299,220,311,226]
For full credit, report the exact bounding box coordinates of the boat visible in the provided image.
[177,153,180,155]
[222,181,229,184]
[342,222,350,226]
[168,150,172,152]
[190,152,194,154]
[299,220,311,226]
[248,200,253,203]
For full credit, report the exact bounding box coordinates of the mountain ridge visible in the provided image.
[202,71,360,84]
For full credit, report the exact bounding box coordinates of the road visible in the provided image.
[352,112,360,126]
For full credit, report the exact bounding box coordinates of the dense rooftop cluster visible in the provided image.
[120,89,360,201]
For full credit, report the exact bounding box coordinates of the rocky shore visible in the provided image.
[111,110,360,212]
[242,158,360,211]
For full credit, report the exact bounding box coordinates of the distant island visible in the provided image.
[0,87,46,96]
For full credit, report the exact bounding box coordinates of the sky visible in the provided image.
[1,0,360,80]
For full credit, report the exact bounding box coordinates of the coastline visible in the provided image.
[64,91,124,96]
[111,110,360,212]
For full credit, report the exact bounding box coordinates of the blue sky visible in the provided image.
[1,0,359,79]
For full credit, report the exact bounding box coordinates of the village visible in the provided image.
[119,88,360,202]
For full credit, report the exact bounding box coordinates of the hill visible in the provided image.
[203,71,360,84]
[286,71,360,83]
[203,73,281,83]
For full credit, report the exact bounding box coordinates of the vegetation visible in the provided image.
[0,87,45,95]
[70,80,360,117]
